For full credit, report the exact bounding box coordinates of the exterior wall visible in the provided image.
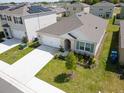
[119,29,124,65]
[64,4,90,15]
[119,48,124,65]
[95,31,106,55]
[120,7,124,19]
[90,6,114,18]
[74,40,96,56]
[83,7,90,13]
[0,19,3,32]
[0,13,27,39]
[24,13,57,41]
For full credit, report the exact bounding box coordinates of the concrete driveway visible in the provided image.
[0,39,20,54]
[4,45,58,84]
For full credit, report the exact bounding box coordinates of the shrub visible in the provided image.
[89,56,96,64]
[59,46,64,52]
[33,37,39,42]
[29,41,40,48]
[19,43,27,50]
[0,38,4,43]
[59,55,65,60]
[54,54,59,59]
[22,36,28,43]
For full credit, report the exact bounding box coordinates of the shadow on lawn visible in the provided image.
[105,31,120,73]
[54,73,70,83]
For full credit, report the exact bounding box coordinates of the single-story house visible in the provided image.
[119,21,124,65]
[37,12,108,56]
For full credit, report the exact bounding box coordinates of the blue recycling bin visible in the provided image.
[110,50,118,63]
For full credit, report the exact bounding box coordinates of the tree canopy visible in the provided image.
[65,52,77,71]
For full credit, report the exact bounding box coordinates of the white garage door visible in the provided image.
[12,30,25,39]
[42,35,61,48]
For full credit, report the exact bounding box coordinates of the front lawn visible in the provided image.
[36,18,124,93]
[0,45,34,64]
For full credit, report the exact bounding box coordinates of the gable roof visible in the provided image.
[92,1,115,7]
[37,14,83,35]
[71,3,90,8]
[120,21,124,48]
[37,12,108,43]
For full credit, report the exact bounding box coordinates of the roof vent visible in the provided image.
[95,27,98,29]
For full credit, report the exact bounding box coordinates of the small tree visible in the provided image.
[65,52,77,77]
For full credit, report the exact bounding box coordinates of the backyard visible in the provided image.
[36,18,124,93]
[0,45,34,64]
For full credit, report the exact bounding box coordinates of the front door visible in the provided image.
[64,39,71,51]
[4,29,9,38]
[106,12,110,18]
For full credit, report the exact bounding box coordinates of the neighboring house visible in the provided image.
[37,12,108,56]
[0,19,3,32]
[120,3,124,19]
[0,3,57,41]
[90,1,115,18]
[50,7,67,18]
[63,3,90,15]
[0,19,4,39]
[119,21,124,65]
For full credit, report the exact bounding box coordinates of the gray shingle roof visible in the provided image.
[120,21,124,48]
[37,12,108,43]
[92,1,115,7]
[37,15,83,35]
[71,3,90,8]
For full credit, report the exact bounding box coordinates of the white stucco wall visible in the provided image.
[84,7,90,13]
[0,13,27,39]
[94,31,106,55]
[24,13,57,41]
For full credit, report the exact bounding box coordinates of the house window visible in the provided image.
[85,43,91,51]
[76,41,94,53]
[19,17,23,24]
[99,9,103,10]
[7,16,12,21]
[81,7,84,11]
[13,16,23,24]
[76,41,85,51]
[1,15,7,20]
[85,43,94,53]
[80,42,85,50]
[73,7,76,10]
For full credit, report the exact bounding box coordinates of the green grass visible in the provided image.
[36,18,124,93]
[0,45,34,64]
[107,18,119,32]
